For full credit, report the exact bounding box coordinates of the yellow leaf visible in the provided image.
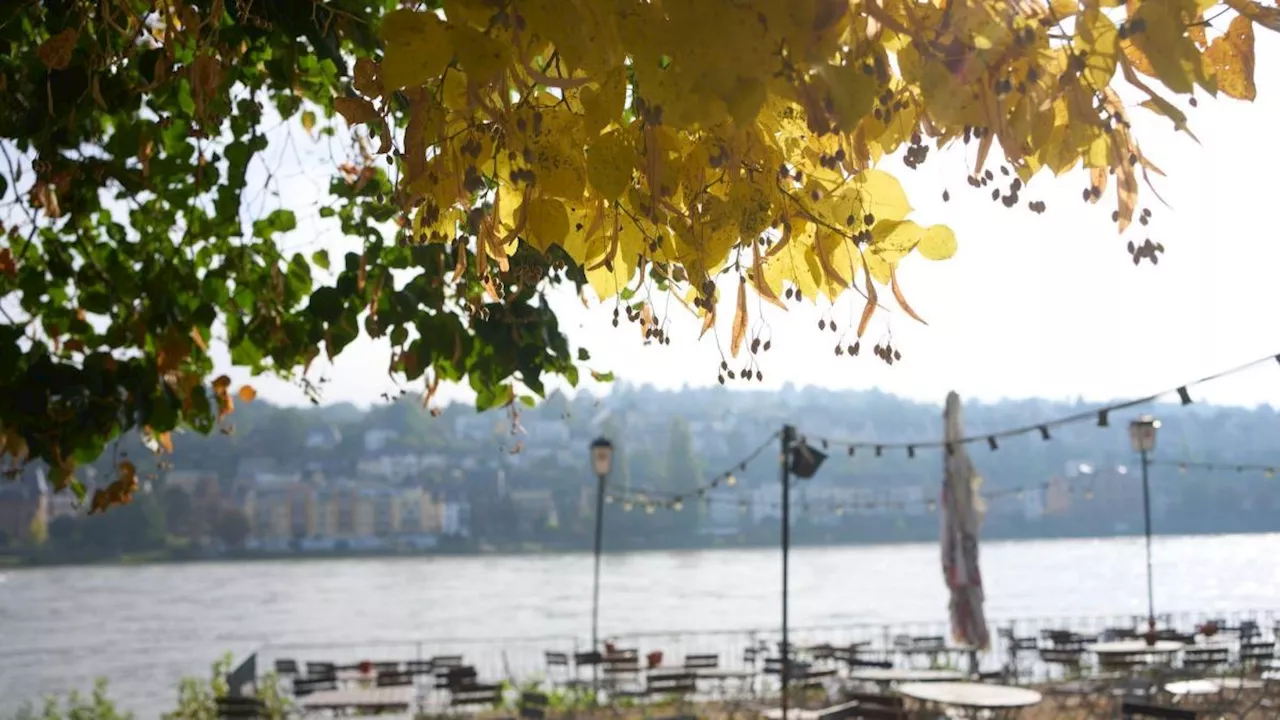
[38,28,77,70]
[1074,9,1119,91]
[728,179,776,241]
[581,68,628,136]
[525,197,570,252]
[586,128,637,201]
[1131,0,1201,94]
[300,110,316,135]
[730,279,748,358]
[334,96,379,127]
[890,267,927,325]
[450,24,510,82]
[380,10,453,93]
[917,225,957,261]
[237,385,258,402]
[1204,15,1256,101]
[854,169,912,223]
[856,263,878,338]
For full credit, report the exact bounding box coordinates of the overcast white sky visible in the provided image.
[215,35,1280,412]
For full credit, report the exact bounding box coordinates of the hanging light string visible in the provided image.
[607,473,1107,516]
[798,352,1280,457]
[1152,459,1278,478]
[606,430,780,512]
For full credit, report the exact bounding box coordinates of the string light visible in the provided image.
[1152,459,1279,478]
[725,474,737,487]
[800,351,1280,455]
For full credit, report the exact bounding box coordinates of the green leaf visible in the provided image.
[311,249,331,270]
[307,286,345,323]
[252,209,297,239]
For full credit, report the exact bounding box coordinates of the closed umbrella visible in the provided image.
[941,391,990,652]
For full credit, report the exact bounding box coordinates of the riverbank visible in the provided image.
[3,523,1277,570]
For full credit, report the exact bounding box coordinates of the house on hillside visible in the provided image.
[0,466,48,546]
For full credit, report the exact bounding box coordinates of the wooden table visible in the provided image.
[897,681,1042,717]
[1086,640,1184,656]
[848,668,966,685]
[300,686,415,713]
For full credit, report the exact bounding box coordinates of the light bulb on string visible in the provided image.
[645,504,656,514]
[622,501,633,512]
[725,474,737,487]
[1266,469,1276,479]
[835,505,845,516]
[672,500,684,511]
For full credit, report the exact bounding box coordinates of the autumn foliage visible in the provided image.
[0,0,1274,507]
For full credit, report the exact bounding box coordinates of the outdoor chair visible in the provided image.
[519,690,549,720]
[1183,647,1230,670]
[451,683,502,710]
[840,691,904,711]
[431,654,465,670]
[437,665,479,690]
[406,659,434,674]
[1040,648,1084,677]
[684,653,719,669]
[1121,700,1199,719]
[291,676,337,697]
[272,659,298,675]
[215,696,268,719]
[647,670,699,706]
[376,670,414,687]
[1240,640,1275,665]
[304,661,335,678]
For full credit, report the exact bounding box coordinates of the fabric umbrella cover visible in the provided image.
[941,391,990,650]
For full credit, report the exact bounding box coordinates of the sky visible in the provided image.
[213,33,1280,413]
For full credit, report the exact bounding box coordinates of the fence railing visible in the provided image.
[252,608,1280,686]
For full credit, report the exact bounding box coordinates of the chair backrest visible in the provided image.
[648,672,698,696]
[841,692,904,710]
[1241,641,1275,660]
[574,651,603,667]
[304,662,335,678]
[406,659,434,674]
[910,636,945,649]
[1121,701,1198,719]
[372,661,400,674]
[273,659,298,675]
[215,697,267,719]
[440,665,478,690]
[604,658,641,675]
[520,691,549,720]
[849,706,907,720]
[451,683,502,706]
[376,671,414,687]
[846,658,893,669]
[1041,649,1082,664]
[292,677,337,696]
[1183,647,1229,665]
[545,651,569,667]
[431,654,464,669]
[683,653,719,669]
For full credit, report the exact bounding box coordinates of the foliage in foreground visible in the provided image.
[1,0,1275,507]
[5,657,290,720]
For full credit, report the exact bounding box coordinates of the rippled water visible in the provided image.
[2,533,1278,717]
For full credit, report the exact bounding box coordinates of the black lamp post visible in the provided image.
[1128,415,1160,642]
[588,436,614,694]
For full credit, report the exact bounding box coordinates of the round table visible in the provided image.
[848,668,967,684]
[1165,678,1265,695]
[897,681,1043,710]
[1085,640,1184,655]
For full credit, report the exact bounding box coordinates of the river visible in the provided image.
[2,533,1278,717]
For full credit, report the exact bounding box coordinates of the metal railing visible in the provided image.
[251,608,1280,686]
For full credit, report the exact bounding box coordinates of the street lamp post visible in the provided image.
[1128,415,1161,642]
[588,437,614,697]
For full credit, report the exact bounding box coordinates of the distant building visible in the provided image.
[0,466,48,545]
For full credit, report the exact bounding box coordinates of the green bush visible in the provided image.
[7,679,132,720]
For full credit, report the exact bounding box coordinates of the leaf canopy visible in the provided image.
[0,0,1272,507]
